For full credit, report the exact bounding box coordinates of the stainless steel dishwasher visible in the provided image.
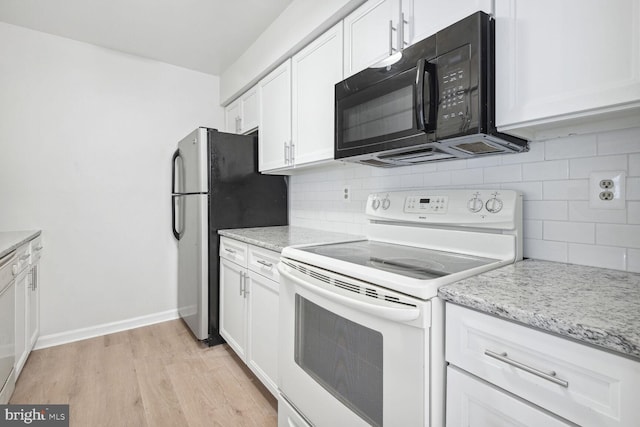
[0,250,17,404]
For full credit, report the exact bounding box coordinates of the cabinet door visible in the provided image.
[343,0,401,77]
[27,264,39,351]
[246,271,279,397]
[446,367,571,427]
[225,99,242,134]
[258,60,292,172]
[495,0,640,139]
[292,22,343,167]
[411,0,493,44]
[219,258,247,360]
[241,87,259,133]
[14,273,27,378]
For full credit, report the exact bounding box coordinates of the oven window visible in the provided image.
[342,84,413,144]
[295,295,383,427]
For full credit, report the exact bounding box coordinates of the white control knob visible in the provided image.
[371,198,381,210]
[485,197,504,213]
[467,197,483,213]
[382,198,391,210]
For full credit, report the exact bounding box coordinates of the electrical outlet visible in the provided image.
[342,186,351,202]
[589,171,626,209]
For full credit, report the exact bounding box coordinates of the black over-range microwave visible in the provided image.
[335,12,528,167]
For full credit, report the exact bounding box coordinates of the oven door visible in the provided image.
[278,258,430,427]
[335,59,437,160]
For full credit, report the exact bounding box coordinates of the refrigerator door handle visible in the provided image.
[171,148,181,194]
[172,195,182,240]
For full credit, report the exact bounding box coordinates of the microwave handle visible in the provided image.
[415,59,436,132]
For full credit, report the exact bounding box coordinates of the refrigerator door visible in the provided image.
[173,128,208,195]
[176,193,209,340]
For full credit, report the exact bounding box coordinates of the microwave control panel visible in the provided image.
[436,45,472,133]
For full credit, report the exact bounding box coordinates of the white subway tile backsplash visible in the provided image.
[289,130,638,272]
[422,171,452,187]
[628,249,640,273]
[543,221,595,244]
[484,164,522,183]
[400,173,424,188]
[522,160,569,181]
[568,243,627,270]
[501,182,543,200]
[451,168,483,186]
[523,220,543,239]
[523,238,568,262]
[568,201,627,224]
[543,180,589,200]
[596,224,640,249]
[569,154,627,179]
[629,202,640,224]
[545,134,597,159]
[524,201,568,220]
[627,177,640,200]
[630,153,640,177]
[596,126,640,155]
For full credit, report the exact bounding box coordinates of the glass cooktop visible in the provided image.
[299,240,498,280]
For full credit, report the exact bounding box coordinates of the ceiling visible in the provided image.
[0,0,296,75]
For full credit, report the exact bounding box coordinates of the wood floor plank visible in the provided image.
[10,319,277,427]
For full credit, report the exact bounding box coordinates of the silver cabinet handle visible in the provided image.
[484,349,569,388]
[399,12,409,49]
[388,20,397,56]
[257,259,273,268]
[284,141,289,164]
[290,142,295,165]
[239,271,244,296]
[224,248,236,254]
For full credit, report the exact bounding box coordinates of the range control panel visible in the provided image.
[404,196,448,214]
[366,189,521,229]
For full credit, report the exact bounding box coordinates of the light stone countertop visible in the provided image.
[438,259,640,360]
[0,230,41,260]
[218,225,363,253]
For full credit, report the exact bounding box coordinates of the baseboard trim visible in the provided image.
[34,309,180,350]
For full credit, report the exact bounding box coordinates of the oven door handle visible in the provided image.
[279,266,421,323]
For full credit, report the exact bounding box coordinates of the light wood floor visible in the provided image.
[10,319,278,427]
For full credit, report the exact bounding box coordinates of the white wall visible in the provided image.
[0,22,223,342]
[289,127,640,273]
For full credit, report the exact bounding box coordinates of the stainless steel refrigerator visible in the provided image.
[171,128,287,344]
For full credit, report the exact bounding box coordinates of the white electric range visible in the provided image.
[277,189,523,427]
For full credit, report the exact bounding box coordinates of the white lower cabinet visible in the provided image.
[219,237,280,397]
[447,366,570,427]
[14,236,42,379]
[445,303,640,427]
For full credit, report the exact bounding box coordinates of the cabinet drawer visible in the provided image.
[446,366,571,427]
[248,246,280,282]
[446,304,640,427]
[219,237,248,267]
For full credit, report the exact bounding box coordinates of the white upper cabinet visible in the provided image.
[292,22,343,167]
[343,0,401,78]
[411,0,493,44]
[225,86,259,134]
[495,0,640,140]
[258,60,292,172]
